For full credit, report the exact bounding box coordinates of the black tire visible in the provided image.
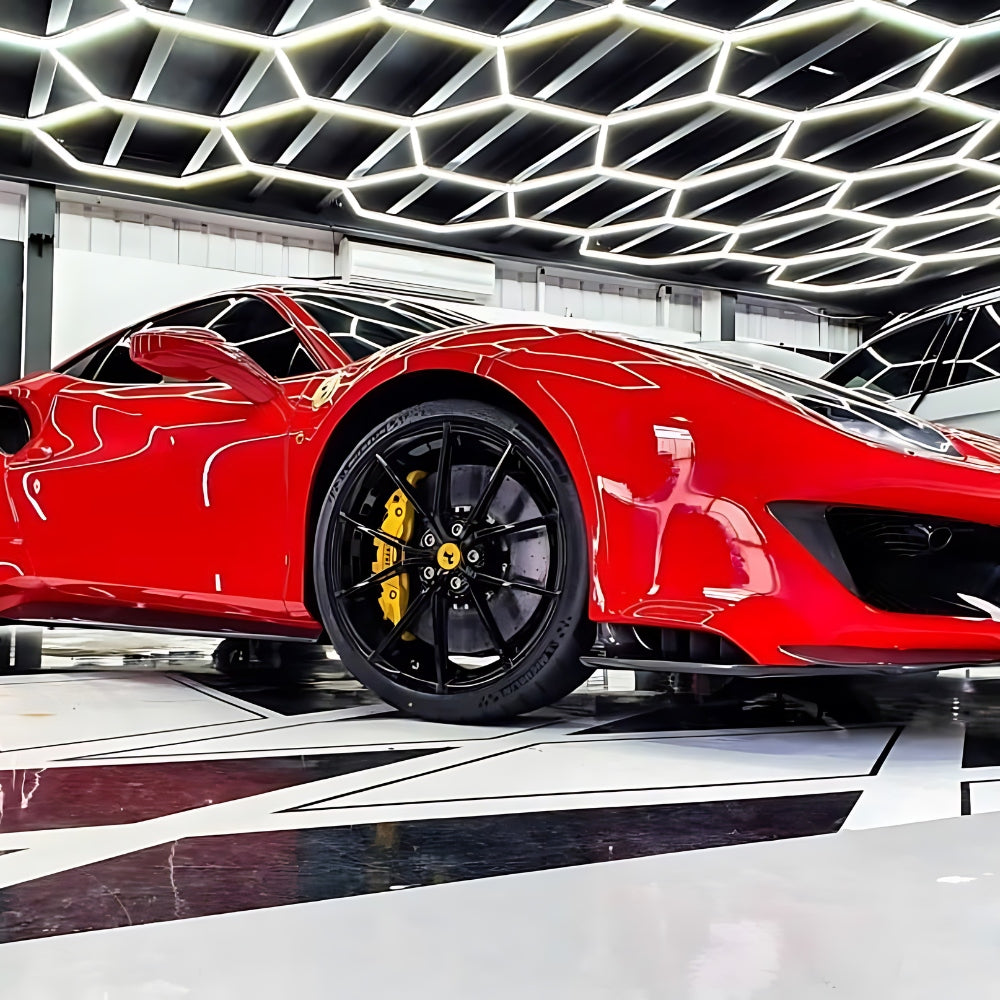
[213,638,255,675]
[313,399,594,722]
[213,639,332,675]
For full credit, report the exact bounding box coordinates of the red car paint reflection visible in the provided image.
[0,283,998,668]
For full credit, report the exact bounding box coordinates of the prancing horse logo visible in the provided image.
[436,542,462,571]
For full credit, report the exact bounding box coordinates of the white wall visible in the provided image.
[543,276,657,329]
[52,250,269,364]
[50,193,862,364]
[467,301,698,344]
[494,267,703,338]
[736,297,860,353]
[0,187,24,242]
[495,267,860,351]
[53,199,337,362]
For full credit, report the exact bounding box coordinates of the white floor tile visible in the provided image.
[314,727,896,808]
[0,673,259,752]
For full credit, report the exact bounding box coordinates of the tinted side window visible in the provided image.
[87,301,233,385]
[335,296,450,333]
[941,306,1000,389]
[294,300,417,360]
[293,293,472,361]
[869,362,930,398]
[59,334,118,379]
[92,337,161,384]
[330,335,372,362]
[872,319,946,365]
[825,347,885,390]
[209,298,319,379]
[827,313,955,396]
[147,301,231,330]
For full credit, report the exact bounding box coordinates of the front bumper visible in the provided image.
[585,623,1000,678]
[591,423,1000,666]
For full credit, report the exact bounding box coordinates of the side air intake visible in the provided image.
[0,401,30,455]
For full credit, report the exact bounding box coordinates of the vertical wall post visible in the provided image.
[701,288,721,339]
[720,290,736,342]
[13,184,56,671]
[0,239,24,385]
[23,184,55,376]
[701,289,737,341]
[0,192,26,671]
[656,284,671,330]
[0,630,11,674]
[818,310,830,354]
[535,267,546,313]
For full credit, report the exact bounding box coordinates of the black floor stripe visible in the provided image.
[290,729,896,812]
[0,791,860,944]
[167,674,270,719]
[962,721,1000,768]
[180,669,381,716]
[9,718,256,754]
[0,750,444,834]
[577,703,778,735]
[869,727,903,775]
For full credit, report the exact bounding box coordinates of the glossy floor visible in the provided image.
[2,631,1000,998]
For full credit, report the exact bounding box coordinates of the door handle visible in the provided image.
[23,444,52,462]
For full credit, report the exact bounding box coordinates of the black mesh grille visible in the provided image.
[826,506,1000,616]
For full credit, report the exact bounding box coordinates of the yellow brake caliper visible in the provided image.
[373,470,427,639]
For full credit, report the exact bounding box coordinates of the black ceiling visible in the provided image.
[1,0,999,307]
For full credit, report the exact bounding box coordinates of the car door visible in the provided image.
[8,294,319,623]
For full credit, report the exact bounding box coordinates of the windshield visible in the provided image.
[292,291,475,361]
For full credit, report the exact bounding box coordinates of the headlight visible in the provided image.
[797,396,959,457]
[690,349,961,458]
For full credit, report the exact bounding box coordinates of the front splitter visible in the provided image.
[580,656,999,678]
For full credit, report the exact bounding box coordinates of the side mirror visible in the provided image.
[128,327,282,405]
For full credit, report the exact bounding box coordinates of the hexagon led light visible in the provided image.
[1,0,999,293]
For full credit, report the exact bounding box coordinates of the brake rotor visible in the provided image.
[409,464,550,660]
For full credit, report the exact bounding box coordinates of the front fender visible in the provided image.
[285,326,747,624]
[282,327,840,636]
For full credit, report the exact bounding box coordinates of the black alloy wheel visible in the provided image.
[314,399,593,722]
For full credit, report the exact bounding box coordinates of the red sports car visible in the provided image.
[3,282,1000,722]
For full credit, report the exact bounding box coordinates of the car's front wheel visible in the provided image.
[313,399,593,723]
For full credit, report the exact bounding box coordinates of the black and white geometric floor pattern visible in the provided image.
[3,658,998,951]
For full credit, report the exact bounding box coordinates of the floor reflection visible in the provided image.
[0,791,860,943]
[0,750,443,834]
[2,628,999,958]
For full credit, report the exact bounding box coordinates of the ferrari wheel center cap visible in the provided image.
[436,542,463,572]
